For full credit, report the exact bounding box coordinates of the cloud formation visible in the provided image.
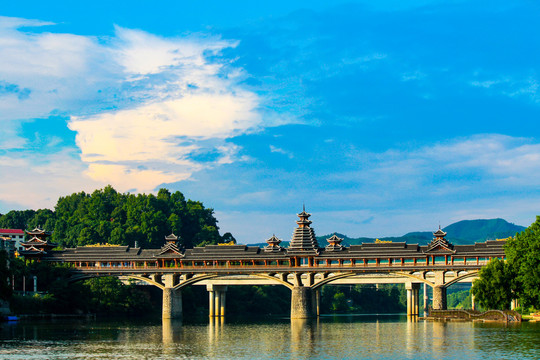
[69,27,262,192]
[336,134,540,200]
[0,17,264,199]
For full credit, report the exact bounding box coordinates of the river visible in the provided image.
[1,315,539,359]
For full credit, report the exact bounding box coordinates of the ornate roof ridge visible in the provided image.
[264,234,284,252]
[425,226,454,253]
[157,241,183,256]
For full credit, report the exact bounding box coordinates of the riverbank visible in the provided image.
[2,313,97,321]
[423,309,522,322]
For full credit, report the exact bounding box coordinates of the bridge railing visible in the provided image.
[63,256,495,271]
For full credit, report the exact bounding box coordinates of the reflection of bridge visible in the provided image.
[37,210,505,319]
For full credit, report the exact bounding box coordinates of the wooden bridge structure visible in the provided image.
[27,210,506,319]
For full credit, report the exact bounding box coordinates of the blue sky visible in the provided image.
[1,1,540,243]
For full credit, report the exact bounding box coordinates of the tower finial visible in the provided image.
[303,202,305,212]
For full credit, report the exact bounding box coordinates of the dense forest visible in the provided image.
[0,186,234,249]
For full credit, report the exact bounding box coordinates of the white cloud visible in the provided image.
[270,145,294,158]
[0,149,102,209]
[0,16,118,123]
[69,29,262,193]
[470,75,540,103]
[0,16,267,197]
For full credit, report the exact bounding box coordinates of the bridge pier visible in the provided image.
[432,286,447,310]
[291,286,313,319]
[162,288,182,319]
[207,284,228,317]
[405,283,420,316]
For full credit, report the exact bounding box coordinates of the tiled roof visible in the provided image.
[0,229,24,234]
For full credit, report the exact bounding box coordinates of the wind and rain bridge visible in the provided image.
[21,209,505,319]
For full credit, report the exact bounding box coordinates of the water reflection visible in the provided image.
[1,316,539,359]
[162,318,183,345]
[208,316,225,344]
[290,318,319,358]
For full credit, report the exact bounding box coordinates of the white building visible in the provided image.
[0,229,25,252]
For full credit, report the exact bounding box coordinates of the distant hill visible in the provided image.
[442,219,525,244]
[315,218,525,246]
[250,218,525,247]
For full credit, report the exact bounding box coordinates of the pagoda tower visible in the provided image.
[264,234,284,252]
[19,227,57,259]
[287,206,320,255]
[325,234,345,252]
[157,233,183,256]
[425,226,455,253]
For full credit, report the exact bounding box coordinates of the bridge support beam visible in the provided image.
[432,286,447,310]
[405,283,420,316]
[162,287,182,319]
[207,284,228,317]
[291,286,313,319]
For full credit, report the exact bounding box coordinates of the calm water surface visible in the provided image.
[1,315,539,359]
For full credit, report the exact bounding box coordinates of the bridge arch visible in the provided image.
[67,273,165,289]
[444,271,479,288]
[173,272,294,290]
[311,271,434,290]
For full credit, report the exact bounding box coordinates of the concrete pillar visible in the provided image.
[291,286,313,319]
[471,292,476,310]
[162,288,182,319]
[208,290,215,317]
[423,283,429,313]
[207,284,228,317]
[432,286,447,310]
[162,274,176,288]
[405,283,420,315]
[293,273,303,287]
[406,285,412,315]
[220,290,227,317]
[214,289,221,316]
[511,299,518,310]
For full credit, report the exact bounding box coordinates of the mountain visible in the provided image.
[316,218,525,246]
[249,218,525,247]
[442,218,525,244]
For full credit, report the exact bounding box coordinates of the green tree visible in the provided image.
[0,210,37,230]
[471,258,513,310]
[221,232,237,244]
[505,216,540,309]
[83,277,151,314]
[331,291,350,312]
[1,186,228,250]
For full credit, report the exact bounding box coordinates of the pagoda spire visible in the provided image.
[287,207,319,255]
[425,225,454,253]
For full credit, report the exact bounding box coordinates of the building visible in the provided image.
[19,227,57,260]
[0,229,25,252]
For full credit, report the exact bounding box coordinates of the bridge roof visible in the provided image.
[41,239,506,263]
